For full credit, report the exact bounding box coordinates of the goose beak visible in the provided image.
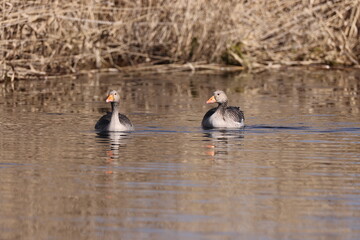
[206,96,216,104]
[106,94,115,102]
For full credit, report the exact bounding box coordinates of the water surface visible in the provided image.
[0,70,360,239]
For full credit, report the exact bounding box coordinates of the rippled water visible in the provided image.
[0,70,360,239]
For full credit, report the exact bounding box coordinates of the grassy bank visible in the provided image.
[1,0,360,80]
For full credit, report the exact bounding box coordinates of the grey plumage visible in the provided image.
[224,106,245,123]
[95,90,134,132]
[202,90,245,129]
[95,112,133,131]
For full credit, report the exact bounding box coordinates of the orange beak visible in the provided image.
[106,94,115,102]
[206,96,216,104]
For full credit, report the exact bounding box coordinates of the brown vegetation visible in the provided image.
[1,0,360,80]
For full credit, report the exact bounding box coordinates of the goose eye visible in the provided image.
[114,93,117,95]
[217,93,220,96]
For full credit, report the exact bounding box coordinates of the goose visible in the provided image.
[95,90,134,132]
[201,90,244,129]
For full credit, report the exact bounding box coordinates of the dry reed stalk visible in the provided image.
[0,0,359,81]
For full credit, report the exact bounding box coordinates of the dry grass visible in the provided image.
[1,0,360,80]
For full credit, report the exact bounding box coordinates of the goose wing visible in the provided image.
[226,106,245,123]
[95,112,111,130]
[95,112,133,130]
[201,107,217,128]
[118,113,133,127]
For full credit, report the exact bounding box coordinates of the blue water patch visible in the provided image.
[245,124,360,135]
[0,162,28,168]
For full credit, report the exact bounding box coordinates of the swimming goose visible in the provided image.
[95,90,134,132]
[201,90,244,129]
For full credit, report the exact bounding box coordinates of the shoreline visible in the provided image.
[2,61,360,83]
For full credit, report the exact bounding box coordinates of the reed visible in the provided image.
[1,0,359,80]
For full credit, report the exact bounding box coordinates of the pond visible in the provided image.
[0,69,360,239]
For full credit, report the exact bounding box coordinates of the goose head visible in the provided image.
[106,90,120,103]
[206,90,228,104]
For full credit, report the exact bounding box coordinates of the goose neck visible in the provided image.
[111,102,119,113]
[217,102,227,114]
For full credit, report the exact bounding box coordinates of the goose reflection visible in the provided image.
[96,131,131,161]
[203,129,244,160]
